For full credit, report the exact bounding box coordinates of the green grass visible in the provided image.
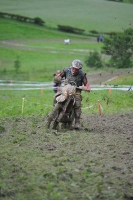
[0,89,133,118]
[107,74,133,85]
[0,0,132,82]
[0,18,105,81]
[0,47,90,81]
[0,0,132,32]
[0,90,53,118]
[0,18,88,40]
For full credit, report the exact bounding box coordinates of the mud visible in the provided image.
[0,113,133,200]
[0,50,133,199]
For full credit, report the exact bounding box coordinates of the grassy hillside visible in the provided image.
[0,18,105,81]
[0,18,89,40]
[1,0,133,33]
[0,0,133,82]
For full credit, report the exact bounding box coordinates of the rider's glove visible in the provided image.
[54,75,62,83]
[79,83,91,92]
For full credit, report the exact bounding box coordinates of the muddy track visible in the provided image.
[0,113,133,199]
[0,38,133,199]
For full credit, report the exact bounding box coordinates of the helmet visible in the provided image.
[72,59,83,69]
[71,59,83,75]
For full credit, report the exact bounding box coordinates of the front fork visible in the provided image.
[56,96,73,122]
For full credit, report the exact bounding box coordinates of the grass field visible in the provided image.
[0,18,105,82]
[0,89,133,118]
[0,0,133,82]
[109,74,133,85]
[0,0,133,32]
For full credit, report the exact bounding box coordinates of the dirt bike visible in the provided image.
[46,81,80,130]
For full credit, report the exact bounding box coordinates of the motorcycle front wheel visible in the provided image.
[45,102,63,130]
[45,110,59,130]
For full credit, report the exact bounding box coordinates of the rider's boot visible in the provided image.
[74,117,80,129]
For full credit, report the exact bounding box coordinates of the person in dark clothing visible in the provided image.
[59,59,91,129]
[99,35,103,42]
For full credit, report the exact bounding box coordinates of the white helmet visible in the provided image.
[71,59,82,75]
[72,59,83,69]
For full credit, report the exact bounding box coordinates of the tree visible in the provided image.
[102,28,133,68]
[85,51,103,68]
[14,55,20,73]
[34,17,45,26]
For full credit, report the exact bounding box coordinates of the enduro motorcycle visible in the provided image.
[46,81,80,130]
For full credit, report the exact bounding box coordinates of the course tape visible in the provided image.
[82,100,104,116]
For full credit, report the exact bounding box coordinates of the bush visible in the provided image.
[0,12,45,26]
[85,51,103,68]
[58,25,85,34]
[34,17,45,26]
[89,30,99,34]
[14,55,21,73]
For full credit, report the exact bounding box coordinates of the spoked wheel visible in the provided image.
[45,103,62,130]
[45,111,59,130]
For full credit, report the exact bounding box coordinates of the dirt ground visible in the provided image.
[0,69,133,200]
[0,112,133,199]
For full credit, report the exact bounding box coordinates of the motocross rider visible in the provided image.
[60,59,91,129]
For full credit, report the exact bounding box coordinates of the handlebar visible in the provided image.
[69,81,77,86]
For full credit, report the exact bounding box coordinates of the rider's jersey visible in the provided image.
[62,67,86,93]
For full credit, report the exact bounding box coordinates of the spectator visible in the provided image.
[99,35,103,42]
